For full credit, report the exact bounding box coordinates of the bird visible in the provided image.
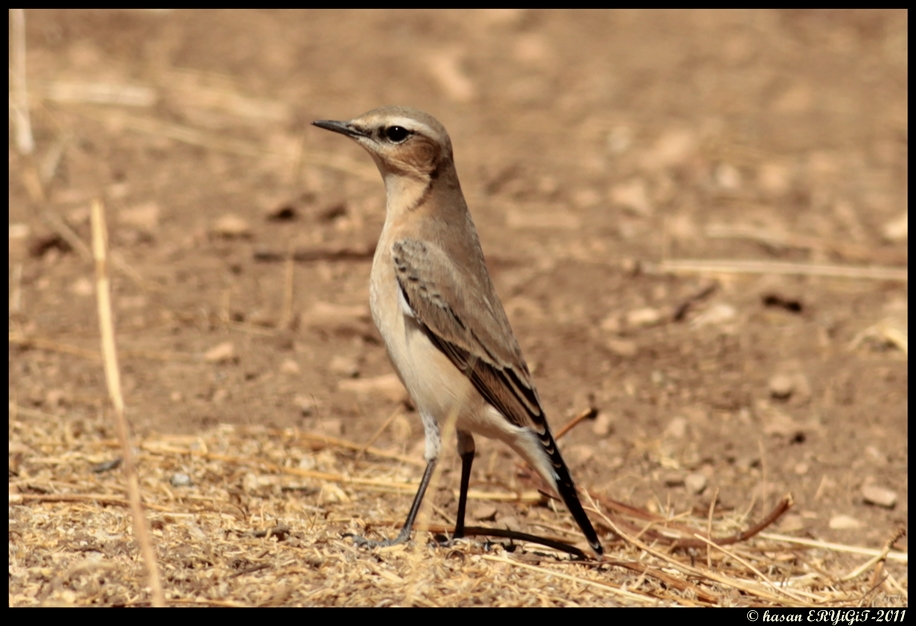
[312,106,603,556]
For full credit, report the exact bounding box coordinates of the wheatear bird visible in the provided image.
[313,106,603,556]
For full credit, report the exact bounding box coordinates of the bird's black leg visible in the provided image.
[349,457,437,547]
[453,431,476,539]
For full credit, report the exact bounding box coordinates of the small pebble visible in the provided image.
[473,504,498,521]
[685,473,708,495]
[861,484,897,509]
[212,214,251,238]
[829,514,862,530]
[626,307,664,328]
[204,342,236,363]
[591,413,613,437]
[170,473,193,487]
[329,355,359,378]
[769,374,795,399]
[606,338,638,357]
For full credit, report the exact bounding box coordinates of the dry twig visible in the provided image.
[10,9,34,156]
[91,199,165,607]
[646,259,907,282]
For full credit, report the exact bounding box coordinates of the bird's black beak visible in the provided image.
[312,119,367,139]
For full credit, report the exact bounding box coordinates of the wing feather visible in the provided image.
[391,239,546,431]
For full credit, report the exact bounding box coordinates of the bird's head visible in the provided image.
[313,106,454,182]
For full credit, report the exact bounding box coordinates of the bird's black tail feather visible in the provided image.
[535,427,603,555]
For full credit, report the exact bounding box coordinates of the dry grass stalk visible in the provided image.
[647,259,907,282]
[690,533,809,603]
[553,407,598,441]
[9,262,24,316]
[39,208,92,261]
[760,532,908,565]
[39,132,74,187]
[841,528,906,582]
[355,406,407,462]
[11,492,174,513]
[253,245,376,264]
[603,516,805,606]
[9,332,200,363]
[9,8,45,202]
[279,246,295,330]
[90,199,165,607]
[219,320,279,336]
[9,332,103,361]
[480,555,656,605]
[34,206,160,293]
[36,80,157,107]
[10,9,34,155]
[705,224,905,265]
[258,428,423,467]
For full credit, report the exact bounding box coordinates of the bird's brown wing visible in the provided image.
[391,238,547,432]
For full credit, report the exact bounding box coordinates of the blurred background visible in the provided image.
[9,9,907,560]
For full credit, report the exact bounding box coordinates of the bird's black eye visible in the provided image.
[384,126,410,143]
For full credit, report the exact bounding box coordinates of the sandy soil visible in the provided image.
[9,10,907,605]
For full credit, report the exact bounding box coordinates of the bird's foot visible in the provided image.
[342,530,411,548]
[343,529,466,549]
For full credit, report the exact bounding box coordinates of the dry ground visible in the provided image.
[9,10,907,606]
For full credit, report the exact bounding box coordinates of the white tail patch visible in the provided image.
[397,284,416,319]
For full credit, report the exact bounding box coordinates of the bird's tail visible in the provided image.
[532,426,604,555]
